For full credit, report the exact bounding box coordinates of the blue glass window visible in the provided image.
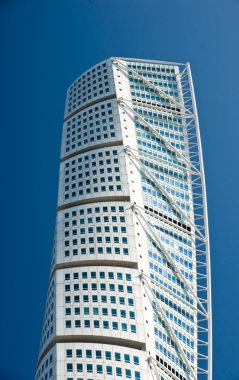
[116,367,122,376]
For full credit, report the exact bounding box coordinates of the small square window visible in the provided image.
[86,349,92,358]
[96,350,102,359]
[67,363,73,372]
[76,349,82,358]
[105,351,111,360]
[66,349,72,357]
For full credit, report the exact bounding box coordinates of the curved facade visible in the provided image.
[36,58,212,380]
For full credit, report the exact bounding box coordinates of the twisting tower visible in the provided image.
[35,57,212,380]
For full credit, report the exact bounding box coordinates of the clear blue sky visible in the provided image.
[1,0,239,379]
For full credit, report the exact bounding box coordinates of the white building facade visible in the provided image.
[35,58,212,380]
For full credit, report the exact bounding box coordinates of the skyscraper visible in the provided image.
[35,57,212,380]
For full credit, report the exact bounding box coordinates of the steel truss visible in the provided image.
[112,58,212,380]
[141,271,197,380]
